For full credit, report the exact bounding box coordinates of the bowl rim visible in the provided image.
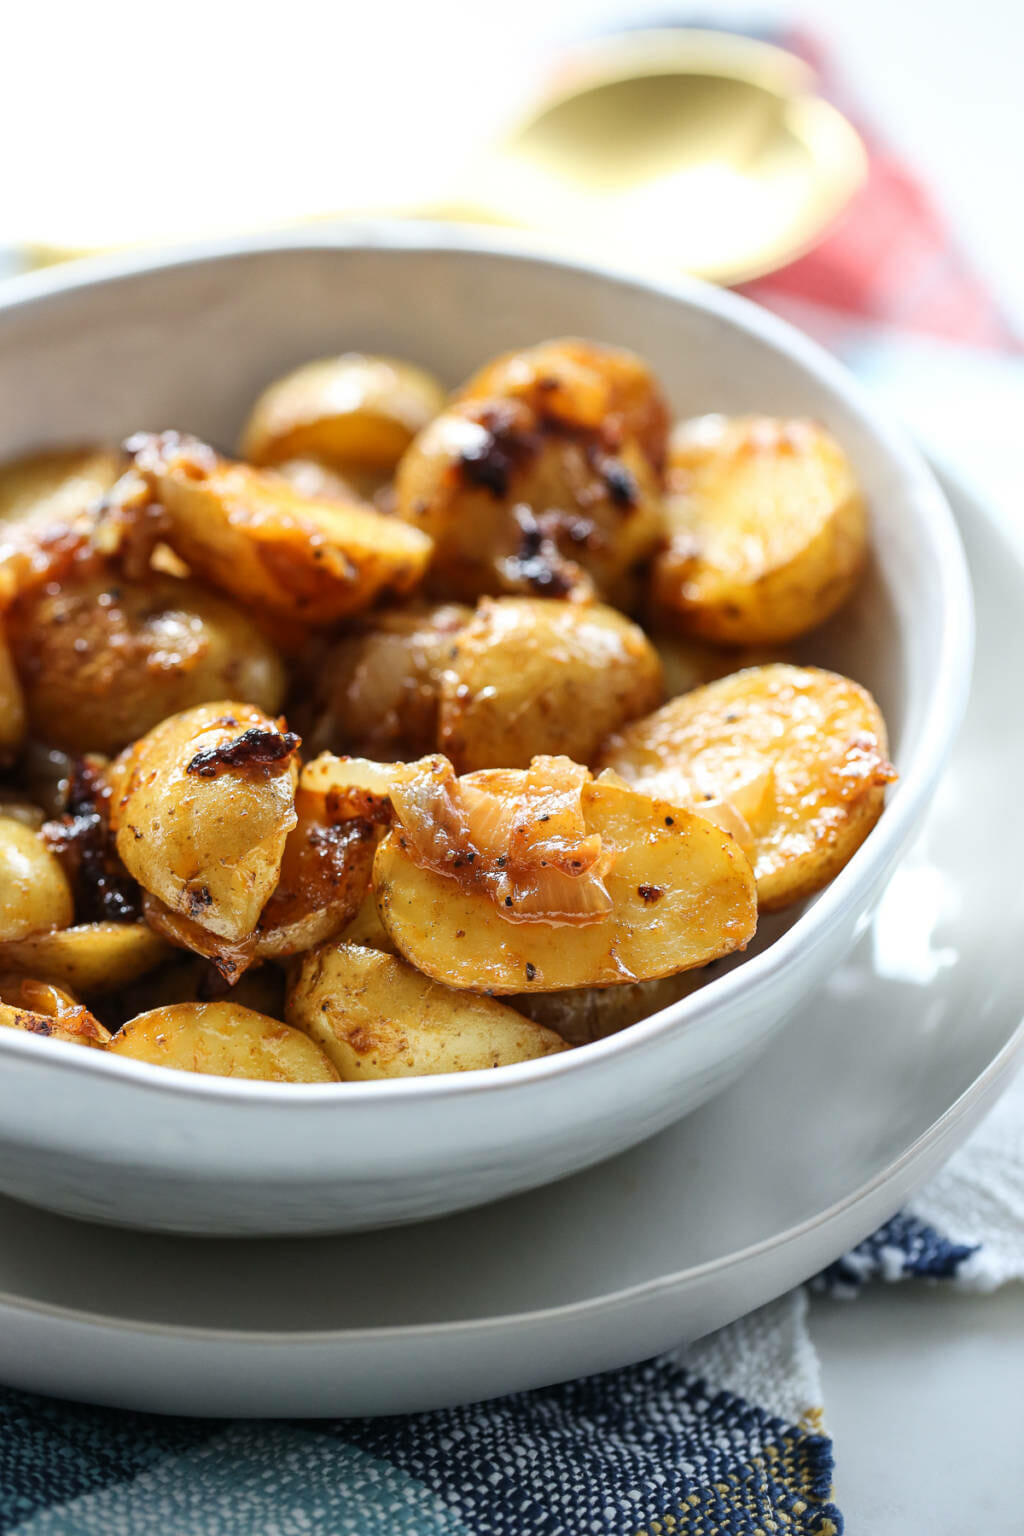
[0,221,975,1105]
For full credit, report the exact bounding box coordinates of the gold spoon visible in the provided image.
[24,30,866,287]
[424,29,868,285]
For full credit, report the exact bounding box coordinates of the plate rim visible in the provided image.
[0,462,1017,1349]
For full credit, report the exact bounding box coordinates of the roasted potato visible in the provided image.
[0,446,120,533]
[0,921,172,995]
[0,620,26,763]
[122,432,432,625]
[456,337,670,472]
[107,1001,339,1082]
[0,975,111,1047]
[288,941,566,1078]
[240,354,448,478]
[438,597,663,771]
[308,603,470,759]
[600,664,895,910]
[394,397,664,606]
[652,415,868,645]
[8,573,286,755]
[0,793,46,829]
[374,767,757,992]
[108,952,287,1026]
[651,630,790,700]
[336,889,397,953]
[511,969,711,1045]
[0,816,74,941]
[254,788,375,959]
[108,702,299,942]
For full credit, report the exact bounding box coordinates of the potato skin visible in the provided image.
[240,354,448,474]
[601,663,894,910]
[108,702,299,942]
[0,621,26,763]
[107,1001,339,1082]
[394,398,664,606]
[308,603,470,760]
[0,816,74,942]
[0,922,172,995]
[438,597,663,771]
[650,630,790,700]
[126,432,432,625]
[375,777,757,993]
[0,975,111,1047]
[0,446,120,532]
[511,969,711,1045]
[254,789,375,960]
[456,338,670,472]
[652,415,868,645]
[8,573,286,755]
[288,942,566,1078]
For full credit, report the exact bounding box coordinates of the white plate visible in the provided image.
[0,463,1017,1418]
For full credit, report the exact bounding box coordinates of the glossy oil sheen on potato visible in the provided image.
[375,778,757,993]
[0,922,173,996]
[601,664,894,910]
[652,415,867,645]
[0,816,74,942]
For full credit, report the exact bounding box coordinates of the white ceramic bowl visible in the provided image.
[0,227,972,1235]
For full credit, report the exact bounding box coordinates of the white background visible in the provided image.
[2,2,1022,1528]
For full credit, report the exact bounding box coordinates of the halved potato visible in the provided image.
[652,415,868,645]
[0,922,173,995]
[107,1001,339,1081]
[288,942,566,1078]
[8,573,286,755]
[124,432,432,625]
[0,621,26,763]
[438,597,663,771]
[456,338,670,472]
[240,354,447,475]
[510,969,711,1046]
[108,701,299,942]
[336,889,397,953]
[0,973,112,1047]
[394,398,664,606]
[308,602,470,759]
[375,775,757,993]
[0,446,121,531]
[0,816,74,941]
[600,663,895,911]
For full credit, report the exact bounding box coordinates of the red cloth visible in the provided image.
[740,28,1021,351]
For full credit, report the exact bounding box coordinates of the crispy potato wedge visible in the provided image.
[0,975,111,1047]
[456,338,670,471]
[0,620,26,763]
[375,775,757,993]
[108,702,299,942]
[125,433,432,625]
[0,921,173,995]
[394,398,664,606]
[8,573,286,755]
[652,415,868,645]
[240,354,447,475]
[288,942,566,1078]
[0,815,74,941]
[308,603,470,759]
[438,597,663,771]
[107,1001,339,1082]
[511,969,711,1045]
[601,663,895,910]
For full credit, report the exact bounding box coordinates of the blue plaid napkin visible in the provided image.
[1,1070,1021,1536]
